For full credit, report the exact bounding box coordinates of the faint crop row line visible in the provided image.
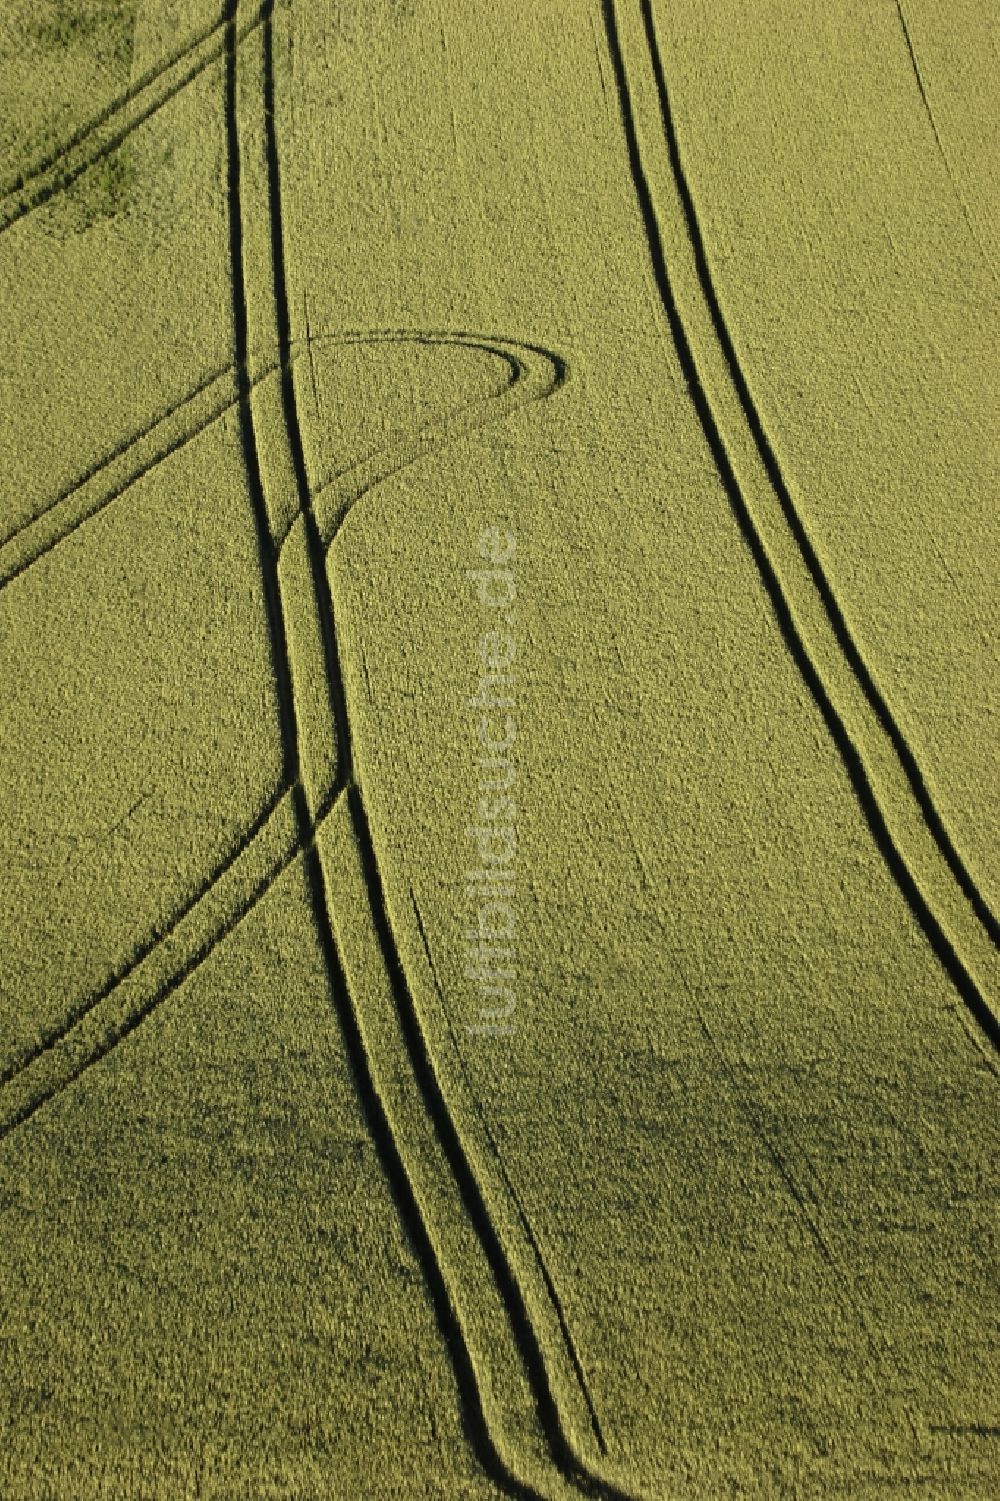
[600,0,999,1057]
[892,0,993,279]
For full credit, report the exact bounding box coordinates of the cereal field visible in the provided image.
[0,2,997,1496]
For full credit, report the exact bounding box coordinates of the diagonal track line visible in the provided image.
[0,363,229,559]
[0,5,231,201]
[0,790,285,1092]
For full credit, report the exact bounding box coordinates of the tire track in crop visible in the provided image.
[410,890,610,1460]
[0,790,303,1142]
[342,788,647,1501]
[0,2,269,236]
[246,2,615,1488]
[257,2,348,805]
[243,3,611,1490]
[0,363,241,594]
[226,0,301,795]
[251,4,629,1494]
[0,0,318,1149]
[600,0,999,1055]
[255,65,637,1500]
[303,328,566,553]
[0,790,285,1094]
[0,335,588,1501]
[0,5,227,200]
[637,0,999,957]
[251,3,641,1492]
[0,3,302,1139]
[0,363,228,557]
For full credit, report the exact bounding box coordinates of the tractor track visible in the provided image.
[245,4,629,1496]
[600,0,999,1057]
[639,0,999,956]
[0,333,555,599]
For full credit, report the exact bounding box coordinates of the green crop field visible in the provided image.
[0,1,997,1496]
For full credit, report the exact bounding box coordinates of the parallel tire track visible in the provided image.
[0,363,228,560]
[0,5,228,201]
[252,3,623,1495]
[344,793,642,1501]
[258,0,350,801]
[638,0,999,956]
[600,0,999,1055]
[0,790,285,1094]
[247,3,639,1495]
[0,792,301,1143]
[0,365,240,595]
[310,808,547,1501]
[241,7,558,1494]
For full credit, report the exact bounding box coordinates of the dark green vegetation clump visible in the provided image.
[27,0,133,54]
[0,1,136,188]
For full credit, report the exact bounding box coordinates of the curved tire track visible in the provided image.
[2,3,629,1495]
[0,329,523,598]
[306,328,565,553]
[0,336,562,1147]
